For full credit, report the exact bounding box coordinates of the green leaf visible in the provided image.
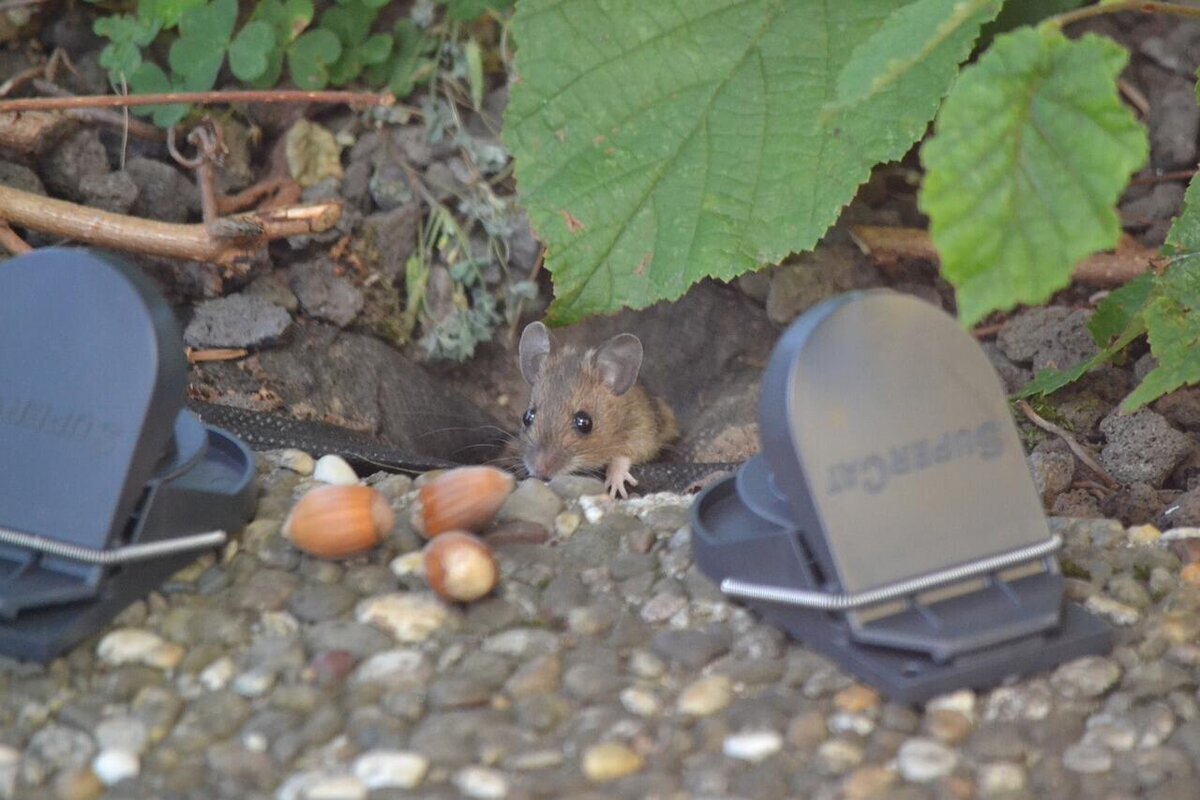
[1164,172,1200,258]
[177,0,236,45]
[829,0,1002,115]
[1088,272,1154,345]
[138,0,205,29]
[321,1,388,85]
[464,38,484,110]
[248,0,314,88]
[1125,265,1200,410]
[439,0,515,22]
[128,62,189,127]
[94,15,161,84]
[977,0,1084,48]
[169,0,237,89]
[507,0,994,324]
[229,21,277,81]
[288,29,343,90]
[372,19,436,97]
[361,33,393,65]
[919,29,1148,328]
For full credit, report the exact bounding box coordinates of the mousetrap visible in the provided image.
[690,291,1111,704]
[0,249,257,662]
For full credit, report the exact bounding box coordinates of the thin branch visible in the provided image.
[31,80,163,142]
[1016,400,1119,490]
[0,89,396,114]
[0,221,31,255]
[1131,168,1198,186]
[1049,1,1200,28]
[0,184,340,266]
[187,347,248,363]
[849,225,1156,288]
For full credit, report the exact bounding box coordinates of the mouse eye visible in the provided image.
[522,408,536,427]
[573,411,593,434]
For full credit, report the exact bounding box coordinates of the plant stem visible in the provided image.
[1049,1,1200,29]
[0,89,396,114]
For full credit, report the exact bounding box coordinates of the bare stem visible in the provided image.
[1048,1,1200,28]
[0,184,340,266]
[0,89,396,114]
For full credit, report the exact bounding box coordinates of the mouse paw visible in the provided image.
[605,457,637,499]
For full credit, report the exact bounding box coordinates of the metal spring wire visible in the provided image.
[720,534,1063,612]
[0,525,227,565]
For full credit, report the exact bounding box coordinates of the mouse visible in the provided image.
[517,321,678,498]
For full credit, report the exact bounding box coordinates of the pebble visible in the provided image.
[1062,741,1113,773]
[1051,656,1122,699]
[816,739,864,775]
[312,454,359,485]
[620,686,662,716]
[977,761,1027,795]
[582,742,643,782]
[834,684,881,714]
[90,750,139,786]
[0,746,17,799]
[200,655,236,691]
[452,766,508,798]
[840,764,895,798]
[896,738,958,782]
[96,629,185,670]
[496,479,563,531]
[350,648,431,687]
[275,449,316,476]
[355,592,455,642]
[1128,523,1162,545]
[1085,594,1142,626]
[722,729,783,763]
[677,674,733,715]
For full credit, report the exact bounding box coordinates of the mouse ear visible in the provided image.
[592,333,643,396]
[519,322,552,384]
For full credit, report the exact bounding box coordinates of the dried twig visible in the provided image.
[0,221,31,254]
[849,225,1157,288]
[1116,78,1151,118]
[187,347,248,363]
[216,176,296,215]
[0,89,395,114]
[1016,400,1120,490]
[0,184,340,265]
[31,80,163,142]
[1131,168,1199,186]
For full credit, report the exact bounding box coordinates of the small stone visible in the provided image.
[977,762,1026,796]
[722,730,783,763]
[0,746,16,798]
[355,592,455,642]
[640,592,687,623]
[200,656,236,691]
[816,739,864,775]
[276,449,316,476]
[1129,524,1163,545]
[840,764,895,798]
[184,294,292,349]
[350,648,431,687]
[620,687,661,716]
[925,709,973,744]
[94,716,148,755]
[389,552,425,578]
[677,675,732,716]
[97,629,184,670]
[1182,562,1200,586]
[554,512,581,538]
[452,766,508,799]
[1100,409,1194,488]
[834,684,881,714]
[1062,742,1113,773]
[350,753,427,786]
[1051,656,1122,699]
[53,767,103,800]
[90,750,138,786]
[301,774,368,800]
[289,257,365,327]
[496,479,564,531]
[582,742,643,782]
[483,628,561,658]
[896,738,957,782]
[232,669,275,697]
[313,454,358,485]
[1085,594,1142,626]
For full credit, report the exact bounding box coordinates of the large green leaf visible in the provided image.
[506,0,997,324]
[1163,171,1200,258]
[1125,265,1200,410]
[919,29,1148,327]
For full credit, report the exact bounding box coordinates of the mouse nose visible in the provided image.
[525,450,561,480]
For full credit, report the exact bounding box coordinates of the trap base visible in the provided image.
[690,292,1111,704]
[0,249,257,662]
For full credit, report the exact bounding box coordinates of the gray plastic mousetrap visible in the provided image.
[0,248,257,662]
[690,291,1111,704]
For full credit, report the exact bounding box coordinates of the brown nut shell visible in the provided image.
[410,466,515,538]
[283,484,395,558]
[423,531,498,603]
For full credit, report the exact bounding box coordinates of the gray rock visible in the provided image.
[288,582,358,623]
[361,204,422,281]
[40,128,109,201]
[1050,656,1122,699]
[1122,182,1186,222]
[765,246,879,325]
[651,627,731,669]
[289,257,365,327]
[124,157,200,222]
[79,169,138,213]
[369,162,414,211]
[997,307,1099,373]
[303,621,392,658]
[1029,451,1075,505]
[1100,409,1194,487]
[0,160,46,195]
[982,341,1033,394]
[184,294,292,349]
[496,479,563,531]
[1150,82,1200,170]
[243,269,300,312]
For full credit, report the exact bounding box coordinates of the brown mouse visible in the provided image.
[517,321,677,498]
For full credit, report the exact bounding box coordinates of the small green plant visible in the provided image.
[88,0,490,126]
